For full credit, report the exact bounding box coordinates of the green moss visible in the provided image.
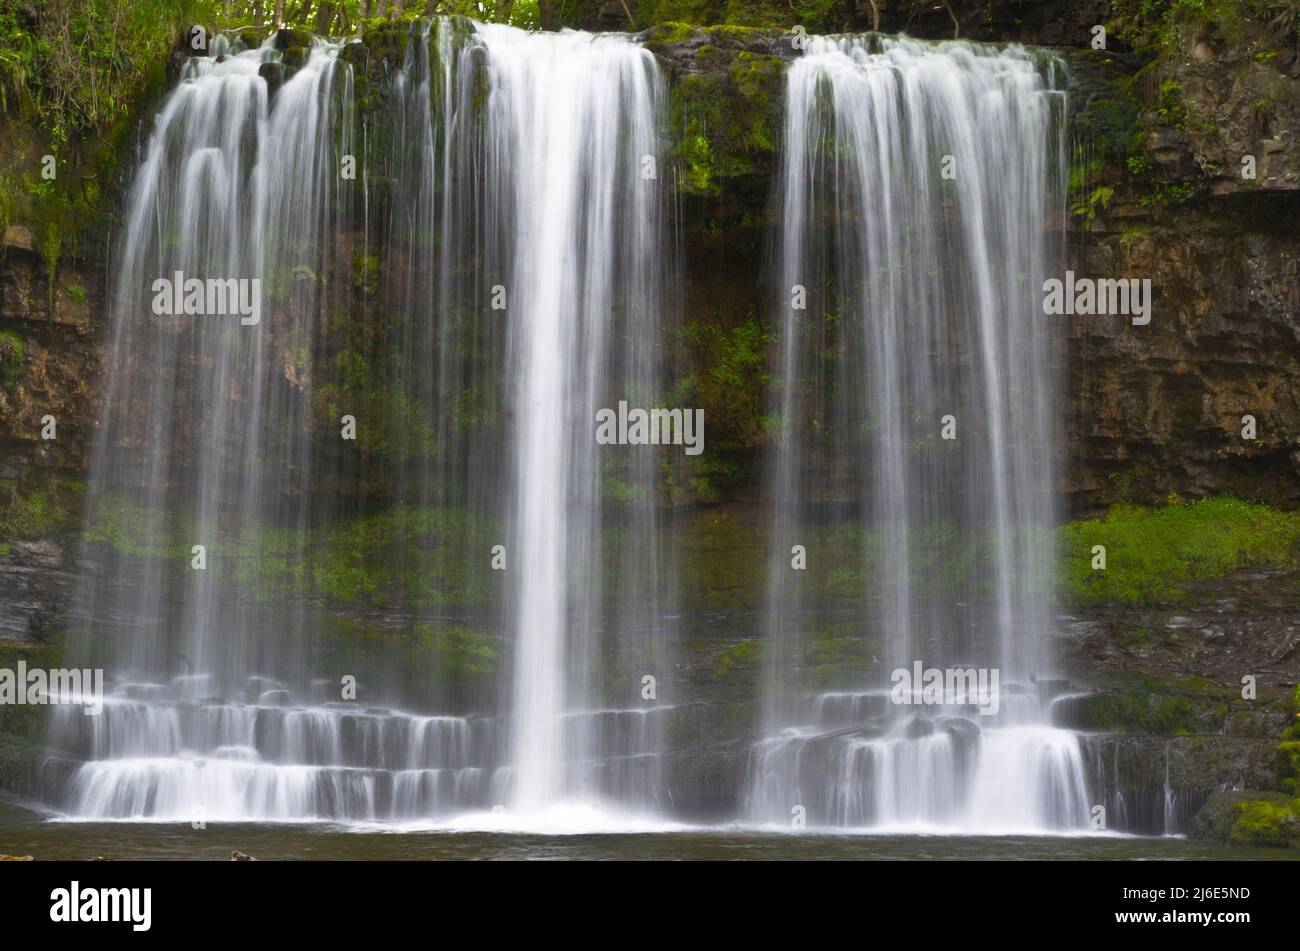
[311,505,495,611]
[412,623,501,685]
[805,629,871,688]
[676,317,773,449]
[0,641,64,745]
[83,494,189,558]
[1118,225,1152,250]
[1279,685,1300,794]
[636,0,853,33]
[676,509,764,611]
[1073,686,1202,734]
[1060,497,1300,607]
[1228,797,1300,847]
[643,20,704,44]
[669,50,783,198]
[359,18,415,65]
[680,455,741,502]
[1279,741,1300,796]
[0,488,71,542]
[37,221,60,306]
[0,167,14,235]
[712,639,761,677]
[1138,180,1200,207]
[1156,78,1186,125]
[84,496,499,613]
[601,455,648,504]
[351,250,381,296]
[0,329,22,388]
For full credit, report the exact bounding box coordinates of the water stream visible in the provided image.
[745,36,1087,831]
[46,21,672,827]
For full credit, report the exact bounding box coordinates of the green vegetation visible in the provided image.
[676,317,772,448]
[668,49,783,198]
[0,642,63,746]
[412,622,501,686]
[1071,184,1114,225]
[804,625,872,688]
[1109,0,1299,53]
[74,494,1300,620]
[1061,497,1300,607]
[1228,796,1300,847]
[1071,1,1300,215]
[0,487,72,543]
[85,495,498,611]
[82,493,189,558]
[1210,687,1300,847]
[0,329,22,388]
[0,0,202,147]
[675,508,765,611]
[634,0,855,34]
[1280,684,1300,795]
[1071,681,1202,734]
[0,1,209,270]
[711,638,760,677]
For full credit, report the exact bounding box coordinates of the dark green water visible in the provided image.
[2,801,1294,860]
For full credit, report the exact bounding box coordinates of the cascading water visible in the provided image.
[35,21,1111,835]
[43,20,674,825]
[746,35,1090,832]
[478,23,672,817]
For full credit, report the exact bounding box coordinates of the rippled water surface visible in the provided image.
[3,801,1293,861]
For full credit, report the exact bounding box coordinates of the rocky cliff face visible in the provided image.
[1062,6,1300,511]
[2,5,1297,513]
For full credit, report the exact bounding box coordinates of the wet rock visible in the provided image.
[1191,790,1300,848]
[902,716,934,739]
[939,716,981,743]
[2,225,33,252]
[0,541,73,645]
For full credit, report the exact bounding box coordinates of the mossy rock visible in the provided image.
[712,639,762,678]
[274,27,314,52]
[1067,689,1200,734]
[358,19,419,68]
[1193,788,1300,848]
[0,642,63,746]
[669,48,785,197]
[633,0,856,34]
[1279,740,1300,795]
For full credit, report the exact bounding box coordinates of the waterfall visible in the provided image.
[478,23,670,815]
[47,21,673,825]
[41,21,1102,834]
[747,35,1089,832]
